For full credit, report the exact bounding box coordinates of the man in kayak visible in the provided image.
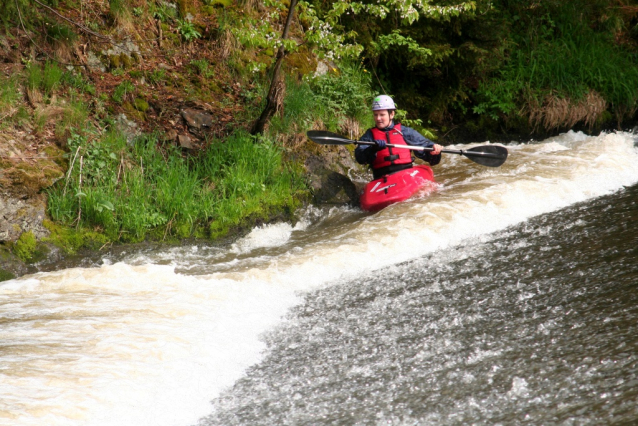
[355,95,443,179]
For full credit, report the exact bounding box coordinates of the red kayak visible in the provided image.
[360,165,436,212]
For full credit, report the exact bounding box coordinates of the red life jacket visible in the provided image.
[370,124,413,172]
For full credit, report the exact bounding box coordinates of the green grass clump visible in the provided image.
[47,129,308,243]
[25,60,64,97]
[0,74,20,119]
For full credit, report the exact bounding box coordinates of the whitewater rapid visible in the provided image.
[1,131,637,425]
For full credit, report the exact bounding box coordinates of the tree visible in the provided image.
[251,0,298,135]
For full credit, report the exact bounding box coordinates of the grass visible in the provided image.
[0,74,20,121]
[47,129,308,244]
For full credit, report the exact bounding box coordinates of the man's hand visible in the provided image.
[373,139,387,150]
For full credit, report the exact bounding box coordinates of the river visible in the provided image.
[1,131,637,425]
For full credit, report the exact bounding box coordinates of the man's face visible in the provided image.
[374,110,394,129]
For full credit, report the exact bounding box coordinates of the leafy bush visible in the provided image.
[309,61,375,126]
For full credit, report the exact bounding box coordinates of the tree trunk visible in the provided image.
[250,0,298,135]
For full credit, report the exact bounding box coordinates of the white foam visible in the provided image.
[230,222,294,254]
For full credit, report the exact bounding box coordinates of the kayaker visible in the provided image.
[355,95,443,179]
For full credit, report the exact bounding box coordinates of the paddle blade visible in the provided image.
[307,130,354,145]
[464,145,508,167]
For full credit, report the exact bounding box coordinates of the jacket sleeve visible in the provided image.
[354,129,378,165]
[401,126,441,166]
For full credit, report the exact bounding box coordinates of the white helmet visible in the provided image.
[372,95,396,111]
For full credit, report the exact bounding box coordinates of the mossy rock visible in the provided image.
[120,53,134,68]
[285,50,318,77]
[43,145,67,169]
[109,54,121,68]
[123,101,146,121]
[7,158,65,194]
[13,231,35,262]
[43,220,110,255]
[133,97,149,112]
[0,268,16,282]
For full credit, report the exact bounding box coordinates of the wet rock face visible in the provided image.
[301,142,370,207]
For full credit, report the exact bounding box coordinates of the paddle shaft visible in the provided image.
[355,141,504,159]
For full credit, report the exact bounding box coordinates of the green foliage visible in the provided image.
[190,59,215,78]
[473,1,638,124]
[42,61,64,94]
[47,129,307,243]
[371,31,433,69]
[112,80,135,104]
[109,0,129,21]
[46,22,77,44]
[25,61,64,96]
[146,69,167,86]
[151,2,178,22]
[62,71,96,95]
[0,74,20,116]
[309,62,375,125]
[55,95,89,141]
[178,20,201,42]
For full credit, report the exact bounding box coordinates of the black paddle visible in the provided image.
[307,130,508,168]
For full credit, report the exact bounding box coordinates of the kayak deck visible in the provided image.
[360,165,436,212]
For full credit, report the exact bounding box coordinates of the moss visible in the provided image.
[43,145,67,170]
[177,0,195,17]
[285,49,318,78]
[123,101,146,121]
[133,97,149,112]
[0,269,16,282]
[43,219,111,255]
[174,221,192,239]
[120,52,133,68]
[13,231,36,262]
[206,0,233,7]
[109,54,121,69]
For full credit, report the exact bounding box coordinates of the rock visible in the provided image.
[114,113,141,145]
[303,144,370,206]
[86,51,106,73]
[314,61,330,77]
[165,129,178,142]
[180,108,213,129]
[178,134,195,149]
[103,41,142,70]
[0,194,49,242]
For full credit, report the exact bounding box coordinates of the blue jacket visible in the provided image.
[354,121,441,166]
